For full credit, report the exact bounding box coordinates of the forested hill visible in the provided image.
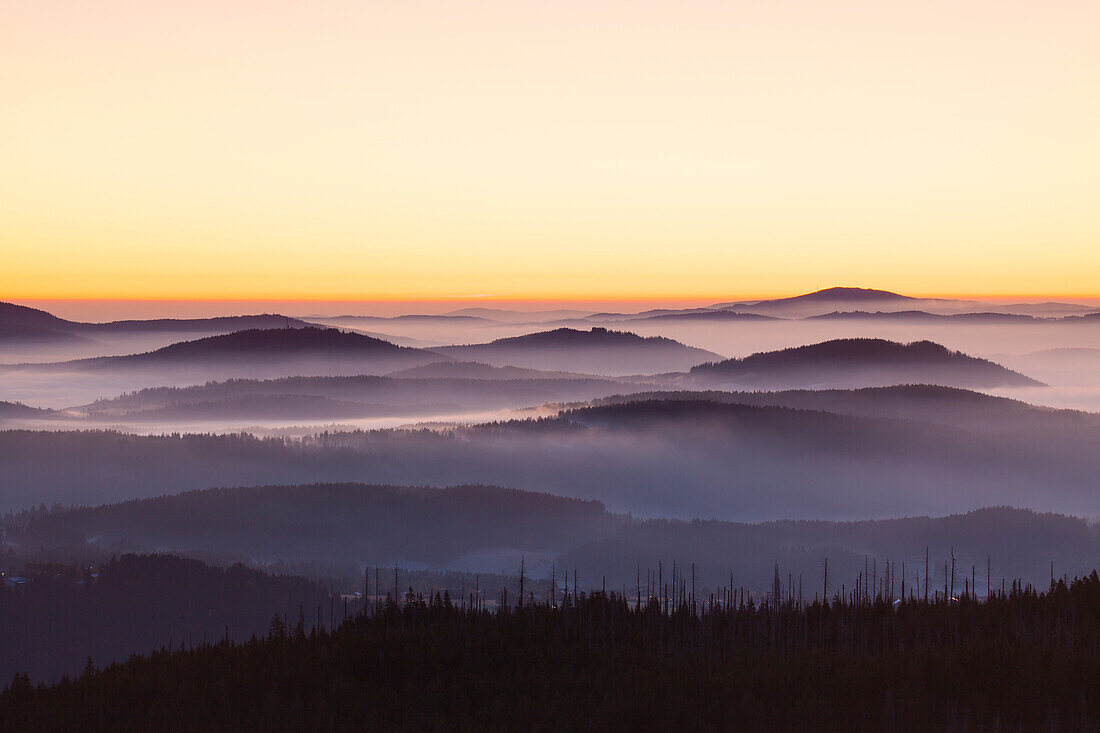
[435,327,722,374]
[0,301,312,340]
[466,327,695,348]
[1,328,448,381]
[686,338,1041,388]
[66,327,435,366]
[386,361,594,380]
[556,505,1100,594]
[72,372,641,420]
[709,286,948,316]
[718,285,919,308]
[806,309,1042,323]
[14,483,610,566]
[0,554,332,683]
[8,482,1098,594]
[578,385,1099,432]
[0,402,55,419]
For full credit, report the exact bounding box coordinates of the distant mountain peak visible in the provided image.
[796,286,912,301]
[723,287,914,308]
[708,286,952,314]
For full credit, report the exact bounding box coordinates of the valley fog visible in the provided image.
[3,289,1099,594]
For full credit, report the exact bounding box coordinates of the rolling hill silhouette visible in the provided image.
[11,481,1098,594]
[73,371,649,421]
[0,303,91,342]
[15,483,610,567]
[627,311,781,323]
[578,385,1094,433]
[714,286,919,309]
[807,310,1041,323]
[436,327,722,375]
[89,394,463,423]
[106,327,417,362]
[386,361,596,380]
[734,285,915,304]
[6,328,447,380]
[707,287,978,318]
[0,301,311,341]
[317,314,495,325]
[0,401,56,420]
[444,308,596,322]
[685,338,1041,389]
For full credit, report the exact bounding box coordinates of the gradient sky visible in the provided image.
[3,0,1098,301]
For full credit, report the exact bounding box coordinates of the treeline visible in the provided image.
[0,554,332,683]
[559,506,1100,594]
[10,483,610,568]
[4,572,1099,730]
[580,384,1100,433]
[79,373,636,418]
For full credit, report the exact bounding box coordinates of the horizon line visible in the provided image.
[8,290,1100,304]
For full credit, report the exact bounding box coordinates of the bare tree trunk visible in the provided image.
[924,547,929,602]
[950,549,955,600]
[518,556,525,608]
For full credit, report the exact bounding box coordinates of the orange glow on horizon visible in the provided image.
[6,288,1100,304]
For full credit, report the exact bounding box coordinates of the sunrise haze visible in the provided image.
[4,0,1098,301]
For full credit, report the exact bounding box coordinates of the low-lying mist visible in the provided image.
[2,391,1097,521]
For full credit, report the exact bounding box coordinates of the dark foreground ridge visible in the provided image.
[4,570,1099,731]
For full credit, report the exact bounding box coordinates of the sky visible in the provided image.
[3,0,1099,303]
